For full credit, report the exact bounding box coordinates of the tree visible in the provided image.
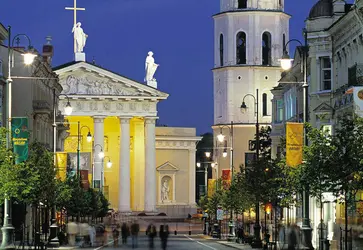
[223,171,253,215]
[0,128,31,203]
[22,142,57,206]
[328,116,363,250]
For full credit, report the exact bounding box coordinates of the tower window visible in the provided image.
[220,34,224,67]
[238,0,247,8]
[236,32,246,64]
[283,34,286,49]
[262,93,268,116]
[262,32,272,66]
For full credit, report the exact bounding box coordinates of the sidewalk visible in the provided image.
[199,235,261,250]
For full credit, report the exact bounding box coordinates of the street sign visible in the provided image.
[217,208,223,220]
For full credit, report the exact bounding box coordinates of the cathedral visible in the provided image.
[212,0,289,175]
[53,1,200,217]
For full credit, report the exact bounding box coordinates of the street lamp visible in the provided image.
[241,89,262,248]
[216,122,234,178]
[279,30,313,249]
[50,91,73,247]
[93,144,104,190]
[205,151,211,158]
[2,26,37,249]
[77,123,92,177]
[104,156,112,168]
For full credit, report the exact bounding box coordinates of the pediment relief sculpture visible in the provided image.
[62,75,147,96]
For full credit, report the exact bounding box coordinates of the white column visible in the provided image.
[188,149,196,205]
[119,116,131,212]
[93,116,105,187]
[144,117,157,212]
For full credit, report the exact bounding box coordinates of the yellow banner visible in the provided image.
[56,152,68,181]
[286,122,304,167]
[208,179,216,197]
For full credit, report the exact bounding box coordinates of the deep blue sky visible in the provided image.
[2,0,339,134]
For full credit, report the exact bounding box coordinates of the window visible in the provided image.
[262,32,272,65]
[262,93,268,116]
[238,0,247,8]
[236,32,246,64]
[276,99,284,122]
[321,57,331,90]
[283,34,286,49]
[220,34,224,66]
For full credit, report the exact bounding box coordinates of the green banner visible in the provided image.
[11,117,29,164]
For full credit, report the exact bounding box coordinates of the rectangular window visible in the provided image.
[276,99,284,122]
[321,57,331,91]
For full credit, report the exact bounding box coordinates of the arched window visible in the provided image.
[220,34,224,66]
[262,93,268,116]
[262,32,272,65]
[283,34,286,49]
[238,0,247,8]
[236,32,246,64]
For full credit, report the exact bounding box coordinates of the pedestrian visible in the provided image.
[287,224,298,250]
[146,223,157,249]
[121,222,130,245]
[159,224,169,250]
[112,224,120,247]
[130,220,140,248]
[88,223,96,247]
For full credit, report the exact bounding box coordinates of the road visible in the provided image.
[88,235,232,250]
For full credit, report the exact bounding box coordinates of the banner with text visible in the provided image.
[286,122,304,167]
[208,179,216,197]
[56,152,68,181]
[222,169,231,189]
[11,117,29,164]
[80,170,89,190]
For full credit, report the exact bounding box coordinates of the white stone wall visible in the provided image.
[220,0,284,12]
[214,12,289,67]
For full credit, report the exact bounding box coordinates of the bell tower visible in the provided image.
[212,0,290,173]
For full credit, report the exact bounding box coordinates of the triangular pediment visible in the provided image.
[313,102,334,113]
[53,61,168,100]
[156,161,179,172]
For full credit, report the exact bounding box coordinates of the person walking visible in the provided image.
[112,224,120,247]
[121,222,130,245]
[130,221,140,249]
[159,224,169,250]
[146,223,157,249]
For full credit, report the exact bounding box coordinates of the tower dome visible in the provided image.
[308,0,333,19]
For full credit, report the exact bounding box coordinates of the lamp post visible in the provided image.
[216,122,234,179]
[196,162,209,197]
[77,122,92,177]
[2,26,37,250]
[279,30,313,249]
[240,89,261,248]
[216,122,235,241]
[101,156,112,193]
[49,91,73,247]
[92,144,104,189]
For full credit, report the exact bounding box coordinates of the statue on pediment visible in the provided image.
[145,51,159,84]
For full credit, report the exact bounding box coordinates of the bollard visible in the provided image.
[189,223,192,235]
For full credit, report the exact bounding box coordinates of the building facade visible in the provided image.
[0,26,62,149]
[54,60,200,217]
[270,0,363,248]
[212,0,290,177]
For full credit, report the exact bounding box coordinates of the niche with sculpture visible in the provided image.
[160,175,173,203]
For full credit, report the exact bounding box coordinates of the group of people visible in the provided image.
[112,221,140,248]
[66,221,99,247]
[111,221,169,249]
